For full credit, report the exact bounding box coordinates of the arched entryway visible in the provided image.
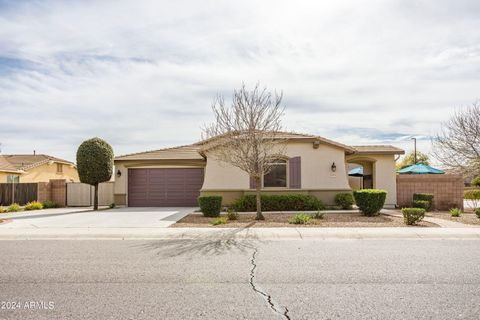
[346,157,376,190]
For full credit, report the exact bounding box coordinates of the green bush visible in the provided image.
[450,208,462,217]
[232,194,325,212]
[464,189,480,210]
[475,208,480,218]
[334,193,354,210]
[288,213,312,225]
[198,196,223,217]
[353,189,387,216]
[412,200,430,211]
[413,193,433,211]
[401,208,425,225]
[310,211,324,219]
[8,203,21,212]
[211,217,228,225]
[226,208,239,220]
[42,200,60,209]
[471,177,480,187]
[0,207,6,214]
[24,201,43,211]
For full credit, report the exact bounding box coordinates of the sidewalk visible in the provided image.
[0,227,479,240]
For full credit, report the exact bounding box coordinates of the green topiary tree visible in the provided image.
[76,137,113,210]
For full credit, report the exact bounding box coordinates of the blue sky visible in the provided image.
[0,0,479,162]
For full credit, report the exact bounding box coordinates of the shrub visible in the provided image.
[412,200,430,211]
[42,200,60,209]
[450,208,462,217]
[198,196,222,217]
[109,203,116,209]
[0,207,6,214]
[232,194,325,212]
[401,208,425,225]
[310,211,324,219]
[471,177,480,187]
[288,213,312,225]
[464,189,480,209]
[24,201,43,211]
[413,193,434,211]
[475,208,480,219]
[8,203,21,212]
[226,208,239,220]
[334,193,354,210]
[353,189,387,216]
[211,217,228,225]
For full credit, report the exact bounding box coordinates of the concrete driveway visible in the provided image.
[0,207,195,228]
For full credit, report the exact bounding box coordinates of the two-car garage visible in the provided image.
[128,168,204,207]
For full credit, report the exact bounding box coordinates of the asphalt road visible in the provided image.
[1,239,480,320]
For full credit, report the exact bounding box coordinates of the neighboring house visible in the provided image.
[0,154,79,183]
[114,132,404,208]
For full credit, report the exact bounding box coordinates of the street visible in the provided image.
[1,239,480,320]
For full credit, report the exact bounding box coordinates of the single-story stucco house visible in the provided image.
[114,132,404,208]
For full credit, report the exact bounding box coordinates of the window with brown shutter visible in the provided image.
[288,157,301,189]
[56,163,63,173]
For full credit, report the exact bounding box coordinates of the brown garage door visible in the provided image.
[128,168,204,207]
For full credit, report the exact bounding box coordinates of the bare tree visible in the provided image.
[432,101,480,176]
[203,83,286,220]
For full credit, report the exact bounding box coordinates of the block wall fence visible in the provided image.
[396,174,464,210]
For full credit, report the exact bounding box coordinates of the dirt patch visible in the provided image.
[426,212,480,226]
[172,212,438,228]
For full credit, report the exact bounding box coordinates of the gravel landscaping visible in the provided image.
[172,212,438,228]
[425,211,480,226]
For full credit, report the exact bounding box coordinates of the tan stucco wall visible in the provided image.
[0,163,79,183]
[346,154,397,206]
[201,141,351,191]
[20,162,79,183]
[348,176,362,190]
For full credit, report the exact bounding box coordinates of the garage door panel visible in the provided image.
[128,168,204,207]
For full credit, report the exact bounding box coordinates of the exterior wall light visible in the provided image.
[313,140,320,149]
[331,162,337,172]
[116,169,122,178]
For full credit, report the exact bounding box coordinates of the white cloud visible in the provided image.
[0,0,479,161]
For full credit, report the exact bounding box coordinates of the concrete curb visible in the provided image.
[0,227,480,240]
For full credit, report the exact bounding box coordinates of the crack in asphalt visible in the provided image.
[249,247,291,320]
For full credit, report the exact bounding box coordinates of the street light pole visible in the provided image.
[411,137,417,164]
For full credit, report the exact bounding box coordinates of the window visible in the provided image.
[6,175,19,183]
[56,163,63,173]
[263,159,287,188]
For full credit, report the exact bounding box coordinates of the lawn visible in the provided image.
[172,212,438,228]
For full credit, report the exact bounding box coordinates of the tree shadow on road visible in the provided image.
[136,223,263,258]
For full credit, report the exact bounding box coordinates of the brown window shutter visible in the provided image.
[289,157,301,188]
[250,176,257,189]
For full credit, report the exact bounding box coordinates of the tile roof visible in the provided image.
[352,145,405,154]
[0,154,75,171]
[195,131,356,152]
[115,145,205,161]
[0,155,20,173]
[114,134,405,161]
